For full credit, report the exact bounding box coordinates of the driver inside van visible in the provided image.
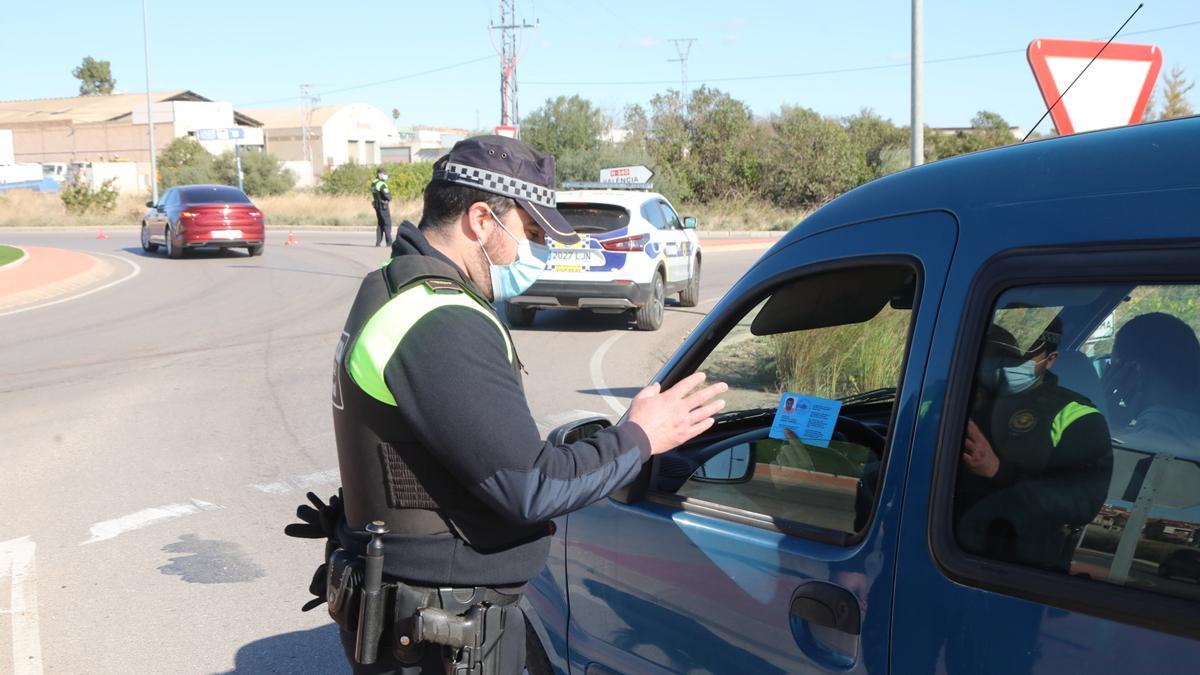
[955,319,1113,571]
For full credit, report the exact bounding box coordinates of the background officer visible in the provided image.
[322,135,726,674]
[371,166,393,247]
[956,319,1113,571]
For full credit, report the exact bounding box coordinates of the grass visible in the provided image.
[0,187,805,232]
[0,244,22,267]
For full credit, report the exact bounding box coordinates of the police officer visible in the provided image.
[313,135,727,674]
[371,167,393,247]
[956,319,1113,571]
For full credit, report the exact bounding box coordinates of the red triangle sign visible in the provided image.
[1027,38,1162,135]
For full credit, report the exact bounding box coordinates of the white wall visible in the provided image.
[319,104,400,168]
[0,129,13,165]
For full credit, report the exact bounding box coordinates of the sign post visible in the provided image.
[1026,39,1162,135]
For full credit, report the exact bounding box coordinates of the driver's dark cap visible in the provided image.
[433,135,580,244]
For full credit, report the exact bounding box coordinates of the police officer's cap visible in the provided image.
[985,316,1062,360]
[433,135,580,245]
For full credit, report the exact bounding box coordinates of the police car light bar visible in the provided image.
[561,181,654,191]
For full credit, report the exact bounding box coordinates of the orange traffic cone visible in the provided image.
[284,230,299,246]
[95,226,110,240]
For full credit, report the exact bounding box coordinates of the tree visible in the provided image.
[844,109,907,180]
[925,110,1015,161]
[391,108,401,121]
[520,95,607,158]
[214,149,296,196]
[1156,65,1195,120]
[72,56,115,96]
[157,137,216,189]
[765,105,866,208]
[683,86,764,201]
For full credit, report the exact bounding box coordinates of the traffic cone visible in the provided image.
[95,226,110,240]
[284,230,299,246]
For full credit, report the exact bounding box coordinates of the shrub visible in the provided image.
[61,176,119,215]
[319,162,433,200]
[214,148,296,196]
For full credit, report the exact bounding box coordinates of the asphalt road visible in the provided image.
[0,229,763,674]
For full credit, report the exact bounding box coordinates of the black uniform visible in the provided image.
[371,176,393,247]
[955,371,1113,571]
[329,222,651,672]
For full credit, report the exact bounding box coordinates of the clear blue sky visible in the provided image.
[2,1,1197,133]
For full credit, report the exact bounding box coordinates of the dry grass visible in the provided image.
[0,188,803,232]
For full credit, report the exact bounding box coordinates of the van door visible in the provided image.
[563,211,958,674]
[892,191,1200,672]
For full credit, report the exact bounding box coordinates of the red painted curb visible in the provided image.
[0,247,96,297]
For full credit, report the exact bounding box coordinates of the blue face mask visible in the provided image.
[1000,360,1040,395]
[480,208,550,302]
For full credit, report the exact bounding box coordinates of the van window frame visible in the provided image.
[931,241,1200,641]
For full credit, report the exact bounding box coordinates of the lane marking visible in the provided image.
[0,536,43,675]
[81,499,223,545]
[249,469,341,495]
[0,252,141,319]
[590,334,632,417]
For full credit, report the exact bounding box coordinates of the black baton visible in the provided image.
[355,520,388,664]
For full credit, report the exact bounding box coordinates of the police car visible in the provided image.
[504,170,700,331]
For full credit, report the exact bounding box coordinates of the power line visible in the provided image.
[522,18,1200,87]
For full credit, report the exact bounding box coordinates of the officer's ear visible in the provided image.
[464,202,495,243]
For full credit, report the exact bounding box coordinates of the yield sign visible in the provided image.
[1027,38,1163,135]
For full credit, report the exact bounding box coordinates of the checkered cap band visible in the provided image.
[439,162,557,207]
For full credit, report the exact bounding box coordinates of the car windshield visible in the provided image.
[557,203,630,234]
[181,186,252,204]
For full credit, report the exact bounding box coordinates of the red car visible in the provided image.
[141,185,265,258]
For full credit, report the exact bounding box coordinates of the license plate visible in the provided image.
[213,229,243,239]
[551,249,604,266]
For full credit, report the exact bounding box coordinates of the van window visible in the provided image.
[667,264,917,535]
[955,283,1200,603]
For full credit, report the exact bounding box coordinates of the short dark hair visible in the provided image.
[419,156,515,231]
[1115,312,1200,394]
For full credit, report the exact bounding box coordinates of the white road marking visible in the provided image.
[0,536,43,675]
[590,334,633,417]
[0,252,142,319]
[81,499,223,545]
[248,469,341,495]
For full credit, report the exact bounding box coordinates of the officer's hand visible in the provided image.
[962,419,1000,478]
[626,372,727,456]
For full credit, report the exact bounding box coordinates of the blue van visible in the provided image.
[523,117,1200,674]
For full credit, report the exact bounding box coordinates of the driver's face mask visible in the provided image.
[978,354,1048,396]
[478,207,551,301]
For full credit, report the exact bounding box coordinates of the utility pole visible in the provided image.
[491,0,537,129]
[911,0,924,167]
[299,84,320,170]
[668,38,697,100]
[142,0,158,203]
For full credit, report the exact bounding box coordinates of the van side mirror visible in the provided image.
[548,416,613,446]
[682,216,697,229]
[691,443,752,483]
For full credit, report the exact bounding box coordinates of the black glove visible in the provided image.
[285,490,343,612]
[284,490,342,539]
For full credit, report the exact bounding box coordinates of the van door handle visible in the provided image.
[789,581,861,636]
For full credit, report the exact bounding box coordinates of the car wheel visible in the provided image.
[679,257,701,307]
[165,226,183,259]
[140,223,158,252]
[247,243,264,257]
[635,272,665,331]
[504,302,536,327]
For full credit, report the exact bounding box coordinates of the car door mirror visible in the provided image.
[682,216,697,229]
[146,200,156,208]
[691,443,753,483]
[548,416,613,446]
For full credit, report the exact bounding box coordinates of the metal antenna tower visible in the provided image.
[299,84,320,166]
[490,0,537,128]
[668,38,697,98]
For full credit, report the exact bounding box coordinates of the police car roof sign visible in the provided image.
[599,165,654,184]
[1027,38,1162,136]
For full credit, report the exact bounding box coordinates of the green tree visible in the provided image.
[684,86,764,201]
[319,162,433,200]
[765,105,866,208]
[844,109,908,180]
[520,95,607,157]
[72,56,115,96]
[925,110,1015,161]
[646,91,690,169]
[1156,65,1195,120]
[213,149,296,196]
[157,137,216,189]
